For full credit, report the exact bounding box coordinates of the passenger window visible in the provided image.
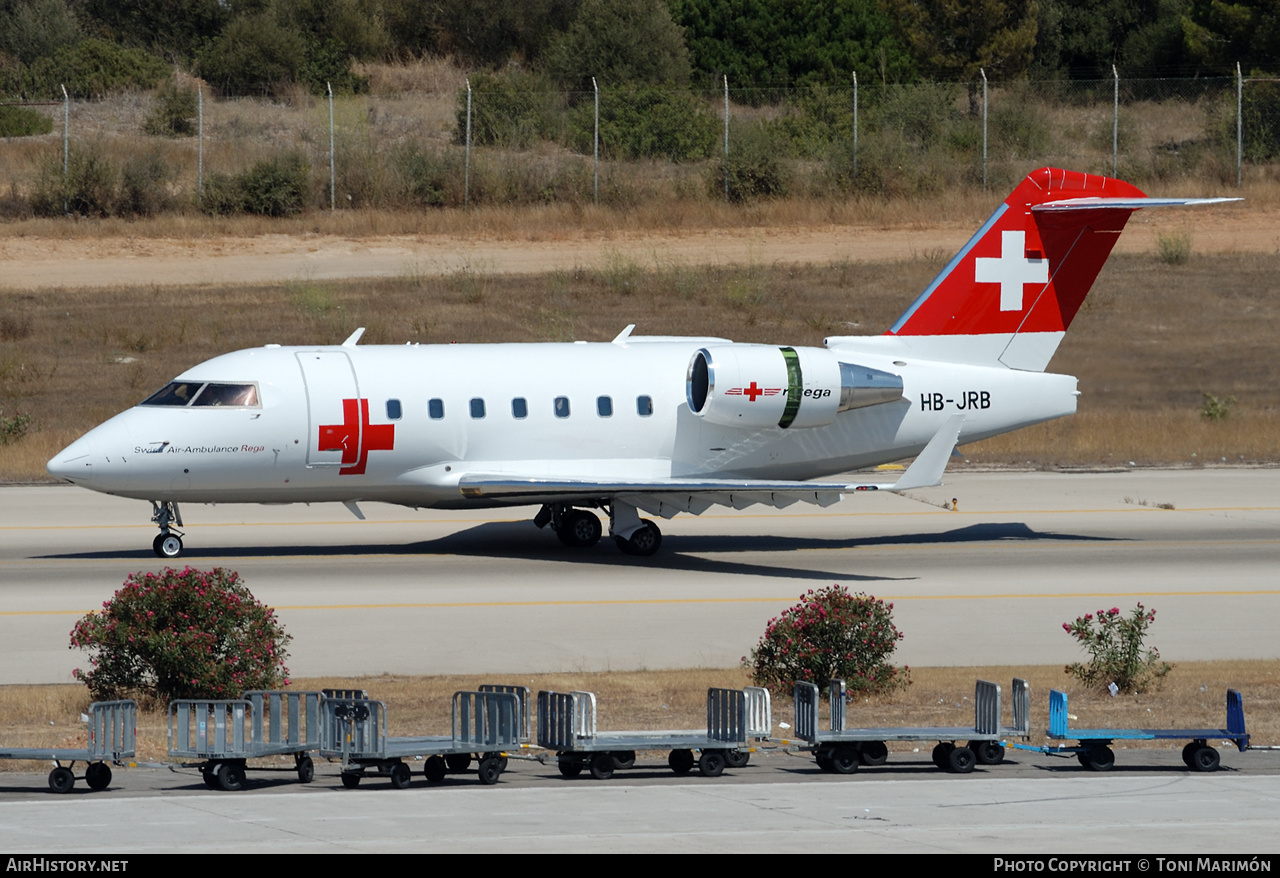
[554,396,570,418]
[470,398,486,419]
[386,399,402,420]
[637,395,653,417]
[428,398,444,419]
[512,397,528,419]
[597,396,613,417]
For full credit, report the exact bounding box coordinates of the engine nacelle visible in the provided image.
[685,345,903,429]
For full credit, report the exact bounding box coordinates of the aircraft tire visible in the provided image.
[153,533,183,559]
[615,521,662,556]
[557,510,602,548]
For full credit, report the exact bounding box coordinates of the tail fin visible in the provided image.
[887,167,1236,371]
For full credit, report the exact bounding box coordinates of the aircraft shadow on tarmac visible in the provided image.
[45,520,1121,583]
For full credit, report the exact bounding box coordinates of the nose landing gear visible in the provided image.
[150,500,185,558]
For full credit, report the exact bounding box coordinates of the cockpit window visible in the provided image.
[142,382,260,407]
[191,383,259,407]
[141,382,202,406]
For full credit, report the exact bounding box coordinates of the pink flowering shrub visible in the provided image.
[69,567,291,706]
[744,585,909,696]
[1062,603,1172,694]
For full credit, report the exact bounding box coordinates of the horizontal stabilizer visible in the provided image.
[1034,196,1241,212]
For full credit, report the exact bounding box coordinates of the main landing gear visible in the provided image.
[150,500,185,558]
[534,501,663,556]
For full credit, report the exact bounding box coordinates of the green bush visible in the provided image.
[199,13,308,96]
[31,142,118,217]
[69,567,291,706]
[0,104,53,137]
[570,85,717,161]
[119,150,176,216]
[745,585,909,695]
[0,408,33,445]
[25,38,167,99]
[144,78,198,137]
[1063,604,1172,694]
[717,122,789,202]
[201,152,311,216]
[459,70,564,149]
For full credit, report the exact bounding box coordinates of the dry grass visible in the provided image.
[2,661,1276,770]
[3,250,1278,481]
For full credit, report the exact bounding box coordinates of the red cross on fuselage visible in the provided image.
[318,398,395,475]
[744,381,763,401]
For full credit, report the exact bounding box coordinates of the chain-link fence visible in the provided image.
[1,68,1276,219]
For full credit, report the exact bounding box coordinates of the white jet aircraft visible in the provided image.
[47,167,1235,559]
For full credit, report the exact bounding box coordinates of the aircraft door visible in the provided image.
[296,351,361,467]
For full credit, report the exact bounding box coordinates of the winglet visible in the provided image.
[889,414,964,492]
[612,324,636,344]
[342,328,366,347]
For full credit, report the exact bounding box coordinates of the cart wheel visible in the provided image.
[971,740,1005,765]
[390,762,412,789]
[201,765,219,789]
[557,758,583,778]
[815,753,835,772]
[724,750,750,768]
[612,750,637,770]
[830,746,860,775]
[860,740,888,766]
[1082,745,1115,772]
[948,746,976,773]
[340,772,361,789]
[698,750,726,778]
[931,742,954,770]
[85,762,112,791]
[48,766,75,794]
[477,755,503,785]
[668,749,695,775]
[424,756,447,782]
[216,761,245,791]
[1190,745,1220,772]
[589,751,615,780]
[1181,741,1199,767]
[445,753,472,773]
[296,756,314,784]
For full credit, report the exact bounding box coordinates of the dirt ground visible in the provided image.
[1,204,1273,291]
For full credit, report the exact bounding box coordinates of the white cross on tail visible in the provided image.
[974,230,1049,311]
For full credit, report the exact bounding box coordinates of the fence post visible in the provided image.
[723,75,729,202]
[980,68,987,190]
[327,81,335,210]
[197,82,203,204]
[1237,61,1243,187]
[61,84,68,214]
[852,71,858,179]
[1112,65,1119,177]
[465,77,472,208]
[593,76,599,205]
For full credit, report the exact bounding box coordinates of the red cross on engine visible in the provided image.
[318,398,395,475]
[744,381,763,401]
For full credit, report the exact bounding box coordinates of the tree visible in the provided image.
[69,567,291,706]
[546,0,692,91]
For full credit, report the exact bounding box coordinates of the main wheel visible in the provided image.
[445,753,472,773]
[153,532,183,559]
[611,750,636,770]
[970,740,1005,766]
[85,762,112,791]
[340,772,361,789]
[1082,745,1115,772]
[296,756,314,784]
[557,510,602,548]
[948,746,976,774]
[424,755,447,782]
[615,521,662,556]
[477,755,503,785]
[1190,745,1221,772]
[589,752,615,780]
[668,749,695,775]
[724,750,750,768]
[48,766,75,794]
[557,758,583,778]
[390,762,412,789]
[830,746,860,775]
[216,761,245,791]
[860,740,889,766]
[931,742,954,770]
[698,750,726,778]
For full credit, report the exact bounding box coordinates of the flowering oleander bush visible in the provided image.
[1063,603,1172,694]
[69,567,291,706]
[744,585,909,695]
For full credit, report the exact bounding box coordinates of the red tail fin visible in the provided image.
[888,168,1146,370]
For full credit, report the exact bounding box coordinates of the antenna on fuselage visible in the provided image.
[342,327,366,347]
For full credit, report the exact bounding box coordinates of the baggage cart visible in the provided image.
[0,700,135,793]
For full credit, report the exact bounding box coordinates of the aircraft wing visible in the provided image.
[457,415,964,518]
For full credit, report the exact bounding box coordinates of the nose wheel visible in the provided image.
[150,500,185,558]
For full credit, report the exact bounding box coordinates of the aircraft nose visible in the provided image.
[47,434,95,484]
